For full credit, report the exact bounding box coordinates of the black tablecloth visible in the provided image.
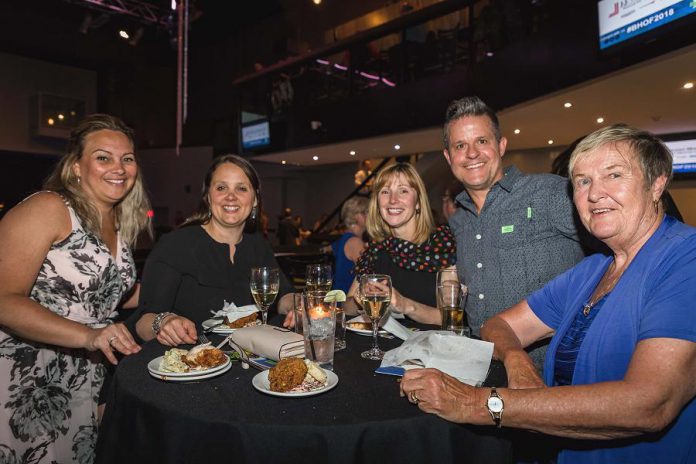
[96,320,511,464]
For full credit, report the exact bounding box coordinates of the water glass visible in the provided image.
[302,291,336,370]
[292,292,304,334]
[436,267,469,336]
[334,302,346,351]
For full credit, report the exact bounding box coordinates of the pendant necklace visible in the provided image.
[583,263,621,317]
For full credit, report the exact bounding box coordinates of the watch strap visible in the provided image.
[487,387,504,428]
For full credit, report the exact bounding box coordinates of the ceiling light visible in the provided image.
[281,160,286,165]
[563,102,572,108]
[547,139,554,145]
[47,118,55,126]
[312,0,322,4]
[486,52,494,57]
[312,155,319,161]
[394,144,401,150]
[58,114,65,120]
[596,117,604,123]
[70,110,76,116]
[513,129,520,135]
[684,82,694,89]
[349,150,356,156]
[119,30,129,39]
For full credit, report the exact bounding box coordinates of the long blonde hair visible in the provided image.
[366,163,435,243]
[43,114,152,246]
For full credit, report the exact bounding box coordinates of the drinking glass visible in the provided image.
[359,274,392,360]
[436,267,469,336]
[292,292,304,334]
[250,267,279,325]
[302,291,336,370]
[334,301,346,351]
[305,263,333,293]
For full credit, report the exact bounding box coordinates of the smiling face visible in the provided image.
[207,162,256,231]
[443,115,507,197]
[377,173,419,240]
[571,142,666,252]
[72,129,137,211]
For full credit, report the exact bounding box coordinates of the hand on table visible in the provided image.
[156,315,197,346]
[86,322,141,365]
[400,368,483,424]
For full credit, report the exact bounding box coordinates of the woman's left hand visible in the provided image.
[282,309,295,329]
[400,368,483,424]
[86,322,141,365]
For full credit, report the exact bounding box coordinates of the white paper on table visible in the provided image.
[210,300,258,323]
[380,331,494,386]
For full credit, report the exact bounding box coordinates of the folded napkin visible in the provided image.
[210,301,258,323]
[229,325,304,361]
[380,331,493,386]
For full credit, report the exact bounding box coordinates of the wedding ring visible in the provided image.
[410,391,420,404]
[108,336,117,346]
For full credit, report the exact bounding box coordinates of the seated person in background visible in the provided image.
[277,207,298,246]
[130,155,294,346]
[0,114,148,460]
[346,163,456,324]
[440,179,465,223]
[331,196,369,293]
[401,124,696,464]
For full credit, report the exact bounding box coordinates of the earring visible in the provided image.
[415,208,421,215]
[77,176,81,184]
[654,198,659,214]
[251,206,258,220]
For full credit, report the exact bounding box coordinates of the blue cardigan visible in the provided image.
[528,216,696,464]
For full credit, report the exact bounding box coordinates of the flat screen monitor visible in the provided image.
[664,137,696,178]
[241,120,270,150]
[598,0,696,50]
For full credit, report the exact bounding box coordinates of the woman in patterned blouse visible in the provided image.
[0,114,151,463]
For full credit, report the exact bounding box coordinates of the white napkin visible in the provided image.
[210,301,258,323]
[380,331,494,386]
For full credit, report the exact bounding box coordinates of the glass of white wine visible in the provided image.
[305,263,333,293]
[250,267,279,325]
[359,274,392,360]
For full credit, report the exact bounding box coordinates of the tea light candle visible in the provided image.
[308,305,329,319]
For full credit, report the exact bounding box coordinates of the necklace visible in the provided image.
[582,262,622,317]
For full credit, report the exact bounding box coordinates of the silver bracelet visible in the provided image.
[151,312,173,335]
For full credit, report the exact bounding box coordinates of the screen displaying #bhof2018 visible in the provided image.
[598,0,696,50]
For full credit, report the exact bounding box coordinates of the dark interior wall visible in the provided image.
[0,151,59,216]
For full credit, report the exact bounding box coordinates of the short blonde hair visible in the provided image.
[43,114,151,246]
[340,196,368,227]
[366,163,435,243]
[569,124,673,189]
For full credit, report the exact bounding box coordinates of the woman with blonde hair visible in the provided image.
[330,196,369,293]
[0,114,150,462]
[348,162,456,324]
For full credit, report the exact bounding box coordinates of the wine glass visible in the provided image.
[436,267,469,336]
[305,263,333,293]
[359,274,392,360]
[250,267,279,325]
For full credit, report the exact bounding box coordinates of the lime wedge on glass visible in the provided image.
[324,290,347,303]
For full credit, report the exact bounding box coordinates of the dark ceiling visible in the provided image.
[0,0,285,70]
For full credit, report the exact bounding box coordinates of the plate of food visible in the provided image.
[202,313,261,334]
[346,316,388,336]
[252,358,338,398]
[148,343,231,381]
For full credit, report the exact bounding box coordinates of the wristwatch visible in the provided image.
[152,312,173,335]
[486,387,504,428]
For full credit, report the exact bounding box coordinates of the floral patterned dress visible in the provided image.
[0,198,135,464]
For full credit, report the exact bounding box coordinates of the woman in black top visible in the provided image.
[131,155,294,346]
[349,163,456,325]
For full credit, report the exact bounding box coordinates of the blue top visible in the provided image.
[331,232,357,293]
[528,216,696,464]
[553,296,608,386]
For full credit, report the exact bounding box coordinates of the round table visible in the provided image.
[96,322,511,464]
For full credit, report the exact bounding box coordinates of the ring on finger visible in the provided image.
[410,391,420,404]
[108,336,118,346]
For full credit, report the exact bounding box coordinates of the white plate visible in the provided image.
[252,369,339,397]
[148,362,232,382]
[147,355,231,378]
[346,321,387,337]
[201,318,238,334]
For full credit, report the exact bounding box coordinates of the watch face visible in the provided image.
[488,397,503,413]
